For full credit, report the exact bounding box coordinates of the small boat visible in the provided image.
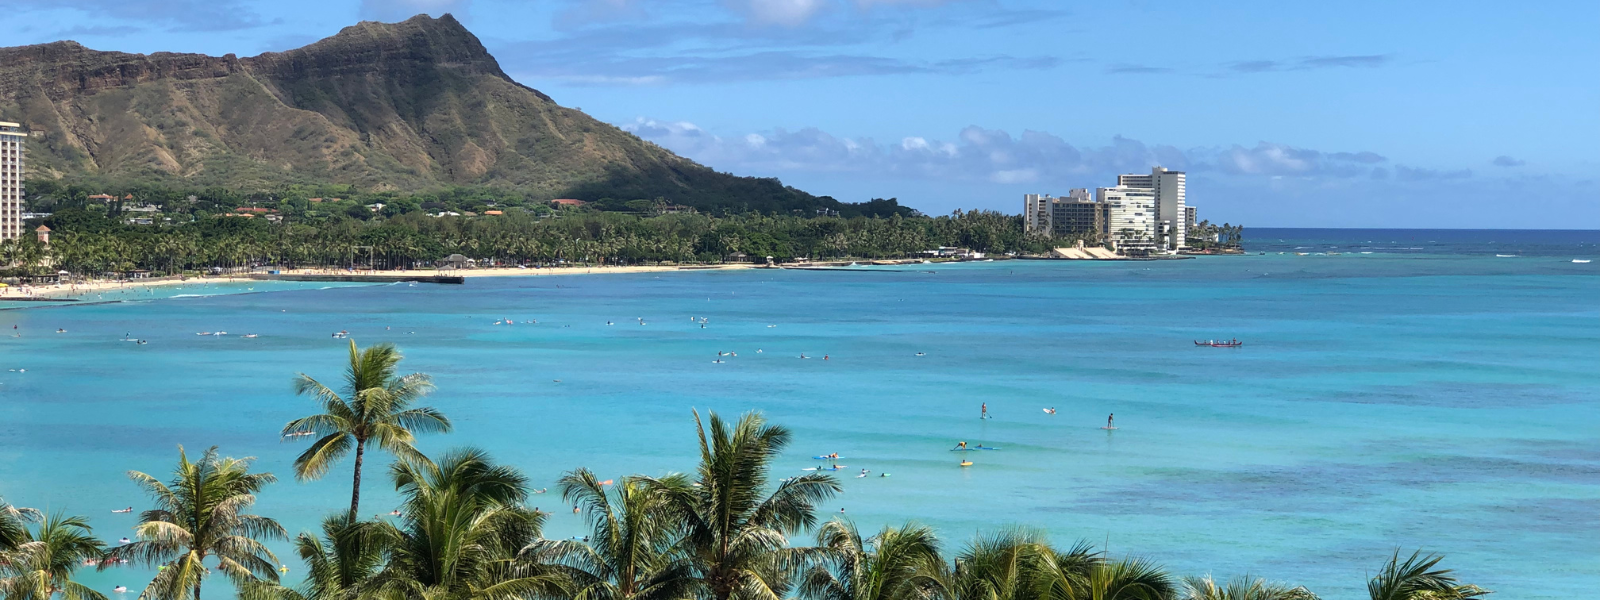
[1574,259,1592,264]
[1496,254,1517,258]
[1195,340,1243,348]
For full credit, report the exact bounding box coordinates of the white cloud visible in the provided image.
[623,118,1417,187]
[359,0,470,21]
[991,169,1038,184]
[732,0,832,26]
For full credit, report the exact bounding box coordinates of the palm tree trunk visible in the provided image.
[350,443,365,522]
[194,582,202,600]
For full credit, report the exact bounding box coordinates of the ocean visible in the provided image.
[1,228,1596,599]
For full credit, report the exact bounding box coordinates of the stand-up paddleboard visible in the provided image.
[1101,427,1118,430]
[959,461,973,467]
[812,455,844,460]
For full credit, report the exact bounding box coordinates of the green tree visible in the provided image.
[799,520,945,600]
[283,340,449,522]
[944,528,1055,600]
[1179,575,1318,600]
[1042,559,1173,600]
[1366,551,1488,600]
[111,446,287,600]
[0,513,109,600]
[520,468,697,600]
[239,515,388,600]
[0,497,40,552]
[649,410,842,600]
[368,448,558,600]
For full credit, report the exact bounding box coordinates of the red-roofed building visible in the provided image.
[483,210,504,215]
[551,198,587,207]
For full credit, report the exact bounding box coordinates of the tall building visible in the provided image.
[1048,188,1104,237]
[1118,167,1186,251]
[1020,169,1194,254]
[1024,193,1053,234]
[0,122,23,241]
[1096,186,1157,254]
[1024,189,1107,238]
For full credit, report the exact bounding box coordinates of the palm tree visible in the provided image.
[647,410,842,600]
[368,448,560,600]
[0,496,41,552]
[110,446,287,600]
[1179,575,1318,600]
[284,340,449,521]
[1366,551,1488,600]
[519,468,697,600]
[0,513,109,600]
[946,528,1055,600]
[1045,559,1172,600]
[799,520,945,600]
[239,515,388,600]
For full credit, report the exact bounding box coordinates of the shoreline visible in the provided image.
[0,264,766,300]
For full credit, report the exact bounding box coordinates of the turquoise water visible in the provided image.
[1,229,1596,599]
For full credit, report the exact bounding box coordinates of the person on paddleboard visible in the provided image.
[1107,413,1114,429]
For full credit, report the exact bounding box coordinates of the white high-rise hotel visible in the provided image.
[1024,166,1193,253]
[0,122,23,240]
[1106,166,1186,251]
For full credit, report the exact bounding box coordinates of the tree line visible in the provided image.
[3,208,1047,277]
[1,342,1487,600]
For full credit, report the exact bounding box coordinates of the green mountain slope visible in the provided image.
[0,14,846,213]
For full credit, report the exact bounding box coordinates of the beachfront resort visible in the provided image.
[1024,167,1201,256]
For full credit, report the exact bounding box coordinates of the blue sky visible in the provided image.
[11,0,1598,227]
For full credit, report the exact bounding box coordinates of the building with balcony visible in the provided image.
[0,122,24,240]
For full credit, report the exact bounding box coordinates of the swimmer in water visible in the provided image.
[981,403,989,419]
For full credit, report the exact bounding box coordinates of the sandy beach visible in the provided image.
[0,264,762,300]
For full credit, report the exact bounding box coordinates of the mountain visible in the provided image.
[0,15,855,214]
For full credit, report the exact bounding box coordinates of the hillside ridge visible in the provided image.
[0,15,830,213]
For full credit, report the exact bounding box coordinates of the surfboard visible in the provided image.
[1101,427,1118,430]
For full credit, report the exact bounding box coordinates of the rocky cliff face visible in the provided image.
[0,15,726,200]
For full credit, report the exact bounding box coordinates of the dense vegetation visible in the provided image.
[0,342,1488,600]
[5,181,1046,276]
